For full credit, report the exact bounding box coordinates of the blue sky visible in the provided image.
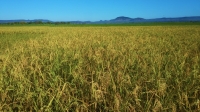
[0,0,200,21]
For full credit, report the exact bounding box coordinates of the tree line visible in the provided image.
[1,21,71,25]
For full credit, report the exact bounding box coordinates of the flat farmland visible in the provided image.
[0,26,200,111]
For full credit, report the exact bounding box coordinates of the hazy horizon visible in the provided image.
[1,0,200,21]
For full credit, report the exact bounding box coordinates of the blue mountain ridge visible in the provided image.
[96,16,200,23]
[1,16,200,24]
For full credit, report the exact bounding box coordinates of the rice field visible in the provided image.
[0,26,200,111]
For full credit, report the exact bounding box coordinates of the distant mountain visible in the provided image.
[109,16,144,23]
[93,16,200,24]
[146,16,200,22]
[111,16,133,21]
[1,16,200,24]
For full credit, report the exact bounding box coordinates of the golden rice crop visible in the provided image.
[0,26,200,111]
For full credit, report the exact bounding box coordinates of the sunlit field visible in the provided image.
[0,26,200,111]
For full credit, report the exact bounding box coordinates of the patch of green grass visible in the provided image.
[0,27,46,54]
[1,22,200,27]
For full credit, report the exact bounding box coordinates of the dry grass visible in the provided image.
[0,26,200,111]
